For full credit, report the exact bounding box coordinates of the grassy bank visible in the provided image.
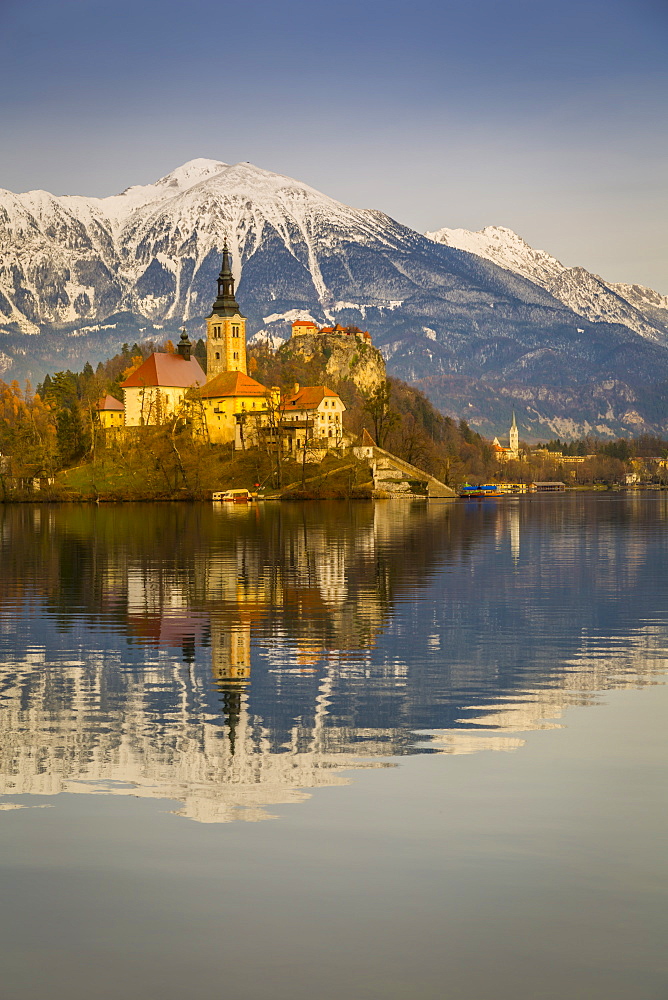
[4,436,374,502]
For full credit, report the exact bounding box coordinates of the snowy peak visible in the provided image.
[95,158,229,224]
[426,224,668,346]
[425,224,567,288]
[0,158,410,333]
[149,158,228,192]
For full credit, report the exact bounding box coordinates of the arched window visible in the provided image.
[215,352,220,360]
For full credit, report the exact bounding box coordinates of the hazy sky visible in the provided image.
[1,0,666,291]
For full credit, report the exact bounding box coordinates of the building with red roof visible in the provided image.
[290,320,371,344]
[199,370,278,444]
[94,395,125,429]
[280,383,346,454]
[119,331,206,426]
[291,320,319,337]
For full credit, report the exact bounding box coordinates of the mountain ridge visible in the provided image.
[1,159,667,440]
[426,224,668,345]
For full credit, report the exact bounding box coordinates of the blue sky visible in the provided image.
[1,0,666,290]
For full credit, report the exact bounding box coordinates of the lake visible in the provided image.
[0,495,667,1000]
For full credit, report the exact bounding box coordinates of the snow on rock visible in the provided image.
[426,224,668,346]
[262,309,318,325]
[426,225,567,288]
[249,329,286,350]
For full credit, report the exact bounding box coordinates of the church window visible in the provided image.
[233,352,238,360]
[215,352,220,360]
[232,326,239,338]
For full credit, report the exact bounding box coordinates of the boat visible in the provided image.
[212,489,257,503]
[458,483,528,499]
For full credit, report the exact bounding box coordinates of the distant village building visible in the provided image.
[94,395,125,429]
[120,331,205,426]
[492,412,519,462]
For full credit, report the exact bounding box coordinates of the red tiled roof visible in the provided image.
[281,386,342,411]
[120,353,206,389]
[361,428,376,447]
[200,370,268,398]
[292,320,318,327]
[95,394,124,411]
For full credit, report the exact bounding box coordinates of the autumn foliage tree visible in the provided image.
[0,380,58,475]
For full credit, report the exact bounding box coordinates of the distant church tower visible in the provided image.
[509,411,519,458]
[206,244,247,377]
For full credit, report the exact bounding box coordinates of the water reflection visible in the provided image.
[1,497,667,822]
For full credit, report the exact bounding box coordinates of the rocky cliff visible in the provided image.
[279,333,386,395]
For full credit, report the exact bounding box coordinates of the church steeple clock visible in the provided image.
[206,243,247,377]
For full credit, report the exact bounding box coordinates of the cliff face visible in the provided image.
[280,333,386,394]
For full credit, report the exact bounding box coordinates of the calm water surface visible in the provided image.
[0,496,667,999]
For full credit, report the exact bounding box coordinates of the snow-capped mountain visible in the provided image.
[2,159,668,439]
[426,225,668,345]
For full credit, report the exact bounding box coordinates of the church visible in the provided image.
[119,244,345,450]
[492,413,520,462]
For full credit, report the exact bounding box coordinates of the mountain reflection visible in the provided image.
[1,497,667,822]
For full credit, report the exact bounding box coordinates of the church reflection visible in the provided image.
[0,497,667,823]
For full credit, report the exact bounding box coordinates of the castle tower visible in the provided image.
[206,243,247,377]
[509,411,519,457]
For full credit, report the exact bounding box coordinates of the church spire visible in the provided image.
[211,241,244,317]
[509,409,519,457]
[206,240,248,377]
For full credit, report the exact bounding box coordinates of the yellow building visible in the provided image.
[200,370,274,444]
[119,332,206,426]
[291,320,319,337]
[206,244,247,377]
[94,395,125,428]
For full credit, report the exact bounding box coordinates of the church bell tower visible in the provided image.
[206,243,247,377]
[509,411,519,458]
